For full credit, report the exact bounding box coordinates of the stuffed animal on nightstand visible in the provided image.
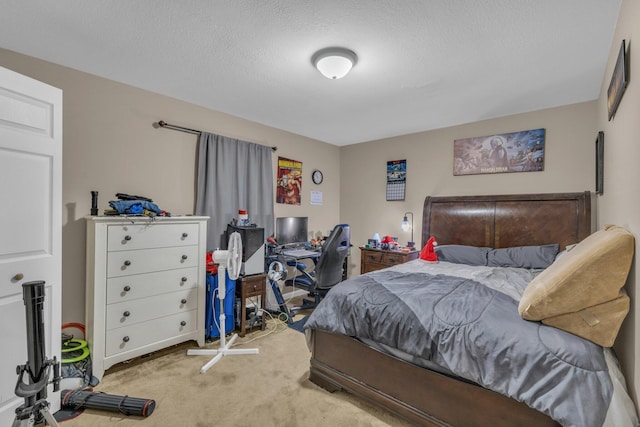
[420,236,438,263]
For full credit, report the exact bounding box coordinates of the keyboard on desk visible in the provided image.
[281,248,320,258]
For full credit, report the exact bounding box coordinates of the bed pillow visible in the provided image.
[434,245,490,266]
[518,224,634,347]
[541,291,629,347]
[554,243,577,262]
[487,244,559,269]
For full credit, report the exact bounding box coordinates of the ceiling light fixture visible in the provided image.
[312,47,358,80]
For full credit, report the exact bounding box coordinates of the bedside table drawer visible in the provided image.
[360,247,418,274]
[362,262,386,274]
[380,252,405,266]
[362,251,384,264]
[240,276,266,294]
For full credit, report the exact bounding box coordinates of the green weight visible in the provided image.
[61,338,90,363]
[61,338,87,353]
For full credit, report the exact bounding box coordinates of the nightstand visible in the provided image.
[235,273,267,337]
[360,247,419,274]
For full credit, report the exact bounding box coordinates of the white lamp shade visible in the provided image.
[312,47,357,80]
[316,56,353,79]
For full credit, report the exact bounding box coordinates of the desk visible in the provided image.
[265,247,321,323]
[282,248,320,287]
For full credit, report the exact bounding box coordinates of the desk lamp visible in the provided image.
[401,212,414,248]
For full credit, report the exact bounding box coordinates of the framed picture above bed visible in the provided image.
[596,131,604,195]
[607,40,628,121]
[453,128,545,176]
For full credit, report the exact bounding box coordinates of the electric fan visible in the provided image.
[187,232,258,373]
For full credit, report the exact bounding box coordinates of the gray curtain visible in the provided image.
[196,132,274,251]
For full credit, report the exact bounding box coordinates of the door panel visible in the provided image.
[0,66,62,425]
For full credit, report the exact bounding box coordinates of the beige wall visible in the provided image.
[340,101,597,276]
[0,48,341,325]
[596,0,640,404]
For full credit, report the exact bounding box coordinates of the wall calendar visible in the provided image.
[386,159,406,201]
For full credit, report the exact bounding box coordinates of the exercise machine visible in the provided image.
[12,281,61,427]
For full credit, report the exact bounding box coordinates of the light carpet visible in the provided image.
[55,316,412,427]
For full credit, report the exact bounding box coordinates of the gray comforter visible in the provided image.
[305,260,637,427]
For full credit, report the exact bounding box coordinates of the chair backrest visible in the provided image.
[314,224,350,290]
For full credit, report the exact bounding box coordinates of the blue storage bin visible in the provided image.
[205,272,236,339]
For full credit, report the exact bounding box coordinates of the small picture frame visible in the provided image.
[595,131,604,195]
[607,40,628,121]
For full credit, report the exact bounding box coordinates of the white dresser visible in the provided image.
[85,216,209,380]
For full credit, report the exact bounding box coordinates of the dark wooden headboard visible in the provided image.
[421,192,592,251]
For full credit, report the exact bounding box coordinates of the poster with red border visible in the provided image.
[276,157,302,205]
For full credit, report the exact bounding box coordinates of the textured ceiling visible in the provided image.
[0,1,621,146]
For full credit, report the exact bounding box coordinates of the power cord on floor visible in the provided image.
[232,310,289,346]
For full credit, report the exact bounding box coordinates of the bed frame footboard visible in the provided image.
[310,330,560,427]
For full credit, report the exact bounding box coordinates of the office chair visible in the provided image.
[289,224,350,317]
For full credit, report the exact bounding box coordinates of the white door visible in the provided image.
[0,66,62,424]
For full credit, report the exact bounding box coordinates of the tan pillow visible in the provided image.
[518,224,634,346]
[541,291,629,347]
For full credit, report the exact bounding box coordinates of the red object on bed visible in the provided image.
[419,236,438,262]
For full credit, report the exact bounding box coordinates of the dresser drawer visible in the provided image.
[361,263,386,274]
[380,252,405,266]
[105,310,198,357]
[107,245,199,278]
[360,247,419,274]
[108,223,200,251]
[106,267,198,304]
[106,287,198,330]
[361,250,384,265]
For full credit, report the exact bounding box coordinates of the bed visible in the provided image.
[304,192,638,426]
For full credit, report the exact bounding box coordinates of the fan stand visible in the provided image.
[187,232,258,374]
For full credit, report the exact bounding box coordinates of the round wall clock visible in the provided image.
[312,169,324,185]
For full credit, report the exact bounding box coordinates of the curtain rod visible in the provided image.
[156,120,277,151]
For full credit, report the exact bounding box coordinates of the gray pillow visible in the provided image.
[554,243,577,262]
[434,245,491,266]
[487,244,559,269]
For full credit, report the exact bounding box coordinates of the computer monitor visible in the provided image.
[275,217,308,245]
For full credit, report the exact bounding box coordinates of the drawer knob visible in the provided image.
[182,232,188,238]
[13,273,24,281]
[124,235,132,241]
[181,255,188,260]
[122,336,130,343]
[124,260,131,266]
[181,299,187,304]
[123,285,131,292]
[181,277,188,282]
[388,258,396,263]
[180,321,187,326]
[123,311,130,317]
